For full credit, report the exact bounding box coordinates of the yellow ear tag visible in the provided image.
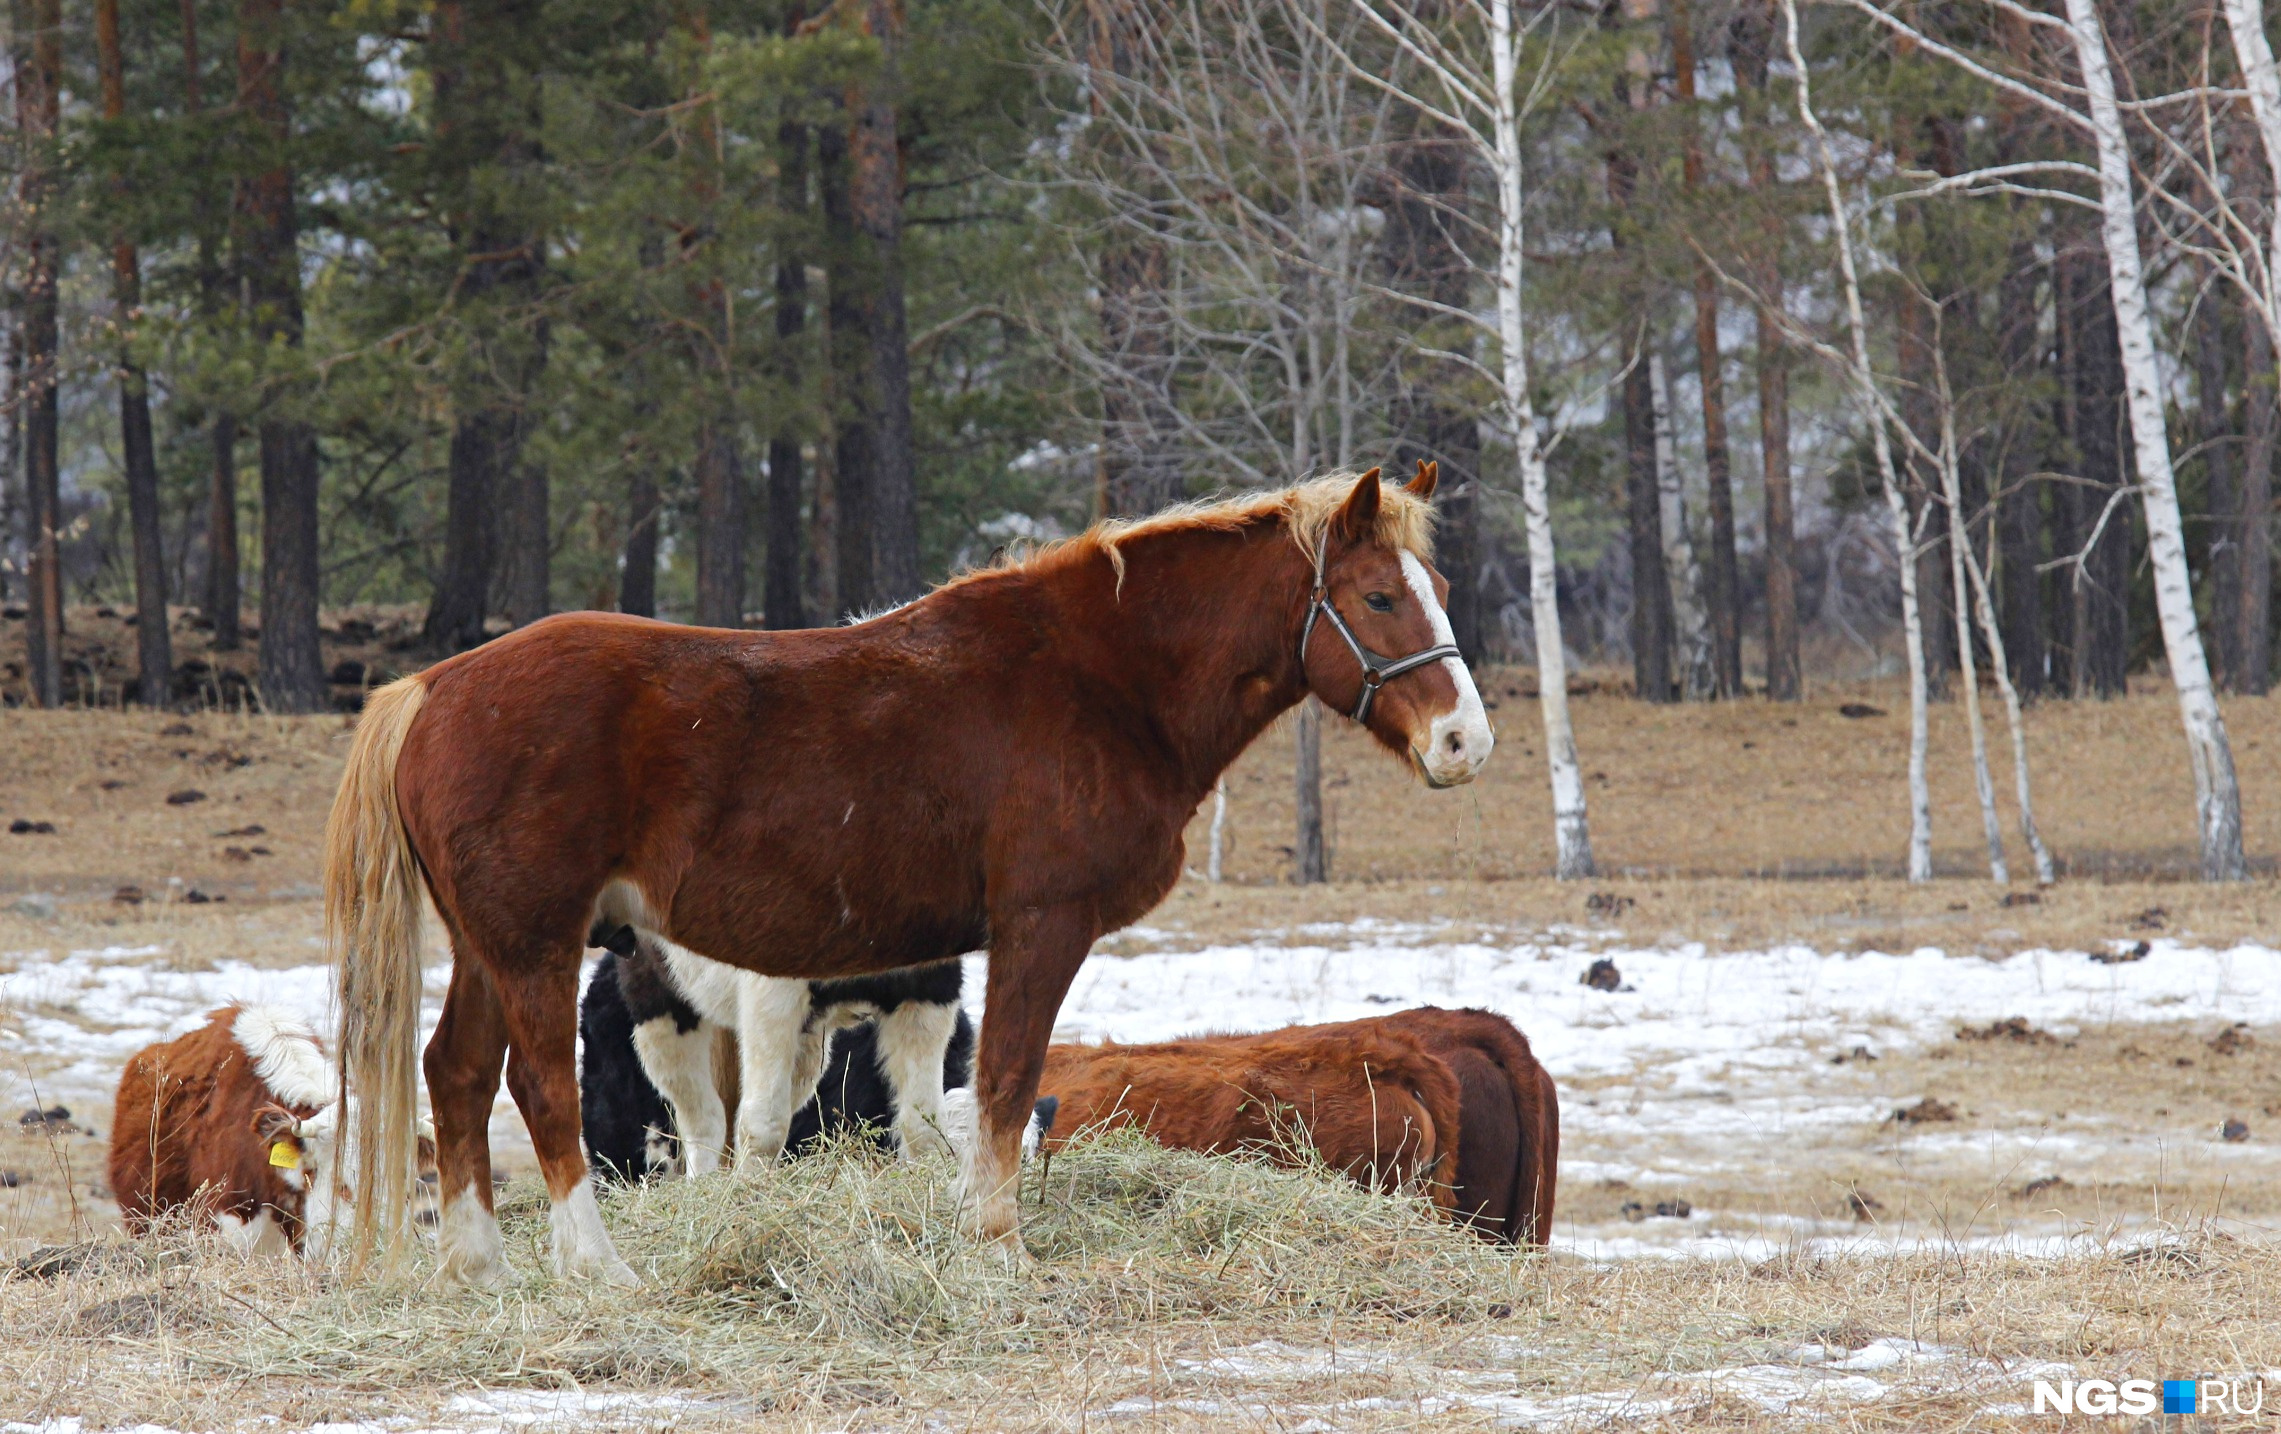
[269,1141,300,1170]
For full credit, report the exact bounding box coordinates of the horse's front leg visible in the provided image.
[962,908,1094,1246]
[730,975,818,1167]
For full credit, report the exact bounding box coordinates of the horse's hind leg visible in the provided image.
[496,950,639,1287]
[424,957,513,1286]
[875,1000,959,1161]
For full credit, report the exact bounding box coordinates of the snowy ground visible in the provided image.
[4,921,2276,1431]
[5,921,2275,1252]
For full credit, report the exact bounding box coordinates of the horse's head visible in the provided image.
[1300,464,1494,788]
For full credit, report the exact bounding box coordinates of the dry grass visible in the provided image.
[5,663,2277,901]
[3,1137,2277,1431]
[1195,672,2281,884]
[1117,872,2281,957]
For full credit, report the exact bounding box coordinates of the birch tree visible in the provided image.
[1343,0,1596,876]
[1782,0,1931,881]
[1834,0,2250,881]
[2060,0,2246,881]
[1932,337,2006,883]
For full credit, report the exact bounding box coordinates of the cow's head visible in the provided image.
[273,1103,440,1259]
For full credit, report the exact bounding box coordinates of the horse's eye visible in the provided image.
[1364,592,1395,613]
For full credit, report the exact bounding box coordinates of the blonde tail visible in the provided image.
[324,675,429,1265]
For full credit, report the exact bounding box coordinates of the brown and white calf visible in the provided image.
[109,1005,434,1256]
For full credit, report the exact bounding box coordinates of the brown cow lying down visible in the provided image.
[1039,1007,1558,1245]
[110,1004,435,1257]
[1370,1007,1559,1245]
[1039,1018,1464,1215]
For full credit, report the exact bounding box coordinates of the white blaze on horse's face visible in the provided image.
[1399,552,1493,787]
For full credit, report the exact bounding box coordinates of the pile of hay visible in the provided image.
[2,1135,1534,1423]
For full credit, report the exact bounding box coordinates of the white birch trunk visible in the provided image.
[1957,516,2057,885]
[1783,0,1933,881]
[1934,365,2007,882]
[2065,0,2248,881]
[1494,0,1594,878]
[1653,352,1714,698]
[2223,0,2281,327]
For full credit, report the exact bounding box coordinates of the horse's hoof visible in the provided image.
[442,1253,513,1289]
[600,1258,642,1289]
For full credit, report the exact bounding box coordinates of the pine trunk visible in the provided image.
[1706,0,1770,697]
[1995,232,2045,697]
[2221,0,2280,694]
[3,309,18,608]
[765,439,807,630]
[207,417,240,649]
[765,117,810,631]
[2064,0,2246,880]
[2060,244,2132,697]
[694,421,747,628]
[620,468,659,618]
[180,0,240,651]
[852,0,919,603]
[15,0,63,707]
[1757,325,1798,700]
[238,0,324,713]
[1624,348,1675,701]
[820,111,875,617]
[499,448,549,628]
[2197,284,2245,687]
[2243,316,2276,694]
[98,0,173,706]
[425,414,501,651]
[1608,41,1674,705]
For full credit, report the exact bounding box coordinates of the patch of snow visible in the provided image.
[1097,1337,2085,1428]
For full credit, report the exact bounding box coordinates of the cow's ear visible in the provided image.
[1333,467,1384,544]
[252,1104,299,1143]
[1405,459,1438,500]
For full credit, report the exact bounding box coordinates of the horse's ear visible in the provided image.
[1406,459,1438,500]
[1334,467,1384,543]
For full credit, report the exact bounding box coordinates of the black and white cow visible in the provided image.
[579,937,1055,1181]
[580,926,968,1177]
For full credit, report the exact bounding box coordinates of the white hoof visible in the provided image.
[438,1187,513,1288]
[548,1178,639,1288]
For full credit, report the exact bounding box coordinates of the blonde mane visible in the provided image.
[949,471,1437,595]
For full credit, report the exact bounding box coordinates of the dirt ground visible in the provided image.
[4,615,2281,1428]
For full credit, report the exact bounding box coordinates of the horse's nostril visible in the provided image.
[1445,731,1464,754]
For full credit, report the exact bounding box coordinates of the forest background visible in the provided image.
[3,0,2276,879]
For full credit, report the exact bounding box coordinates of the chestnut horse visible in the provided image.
[326,464,1492,1284]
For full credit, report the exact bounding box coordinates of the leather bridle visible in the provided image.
[1300,542,1462,724]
